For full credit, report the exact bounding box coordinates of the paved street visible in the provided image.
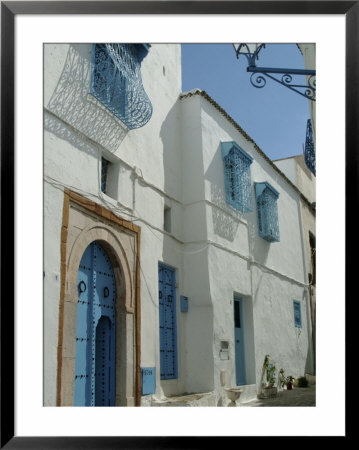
[240,385,316,407]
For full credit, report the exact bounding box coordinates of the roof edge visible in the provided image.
[179,89,314,212]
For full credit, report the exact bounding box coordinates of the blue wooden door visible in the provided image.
[158,263,178,380]
[234,297,246,386]
[74,242,116,406]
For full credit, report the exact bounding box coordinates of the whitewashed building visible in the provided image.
[44,43,315,407]
[274,153,316,377]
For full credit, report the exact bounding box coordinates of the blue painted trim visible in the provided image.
[254,181,279,199]
[137,44,151,62]
[234,296,246,386]
[221,141,253,162]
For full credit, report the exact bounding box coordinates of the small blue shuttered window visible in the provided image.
[221,141,253,213]
[90,43,153,130]
[158,263,178,380]
[255,182,280,242]
[293,300,302,328]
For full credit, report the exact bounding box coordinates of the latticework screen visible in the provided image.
[90,44,153,130]
[222,143,253,213]
[255,182,280,242]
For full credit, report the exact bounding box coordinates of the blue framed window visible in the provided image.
[293,300,302,328]
[304,119,316,176]
[90,43,153,129]
[158,263,178,380]
[221,141,253,213]
[255,182,280,242]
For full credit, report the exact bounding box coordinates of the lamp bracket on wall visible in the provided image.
[233,44,316,101]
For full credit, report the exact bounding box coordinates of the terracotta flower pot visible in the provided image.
[286,382,293,390]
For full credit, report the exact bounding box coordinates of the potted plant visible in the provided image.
[296,376,309,388]
[278,368,286,389]
[285,375,294,390]
[259,355,278,398]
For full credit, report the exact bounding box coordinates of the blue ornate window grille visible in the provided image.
[221,141,253,213]
[90,43,153,130]
[255,182,280,242]
[304,119,315,175]
[293,300,302,328]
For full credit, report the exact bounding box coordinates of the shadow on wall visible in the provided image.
[45,44,128,153]
[44,113,99,159]
[247,208,270,267]
[205,142,271,264]
[209,183,240,241]
[205,145,240,242]
[160,100,216,396]
[304,288,315,376]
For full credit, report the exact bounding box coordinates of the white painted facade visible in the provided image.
[44,43,314,407]
[274,154,316,376]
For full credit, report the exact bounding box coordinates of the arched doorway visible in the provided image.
[74,241,116,406]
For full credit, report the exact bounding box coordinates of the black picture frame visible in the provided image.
[1,1,354,447]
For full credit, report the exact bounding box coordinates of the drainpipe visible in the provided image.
[308,273,316,374]
[135,230,142,406]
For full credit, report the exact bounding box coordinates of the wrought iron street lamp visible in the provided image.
[233,43,316,101]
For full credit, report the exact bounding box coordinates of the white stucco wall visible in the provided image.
[274,155,316,204]
[43,184,65,406]
[178,92,310,399]
[273,158,296,185]
[44,43,185,404]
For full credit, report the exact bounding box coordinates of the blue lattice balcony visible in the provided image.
[304,118,315,175]
[90,44,153,130]
[221,141,253,213]
[255,182,280,242]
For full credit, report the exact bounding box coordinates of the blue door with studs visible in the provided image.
[158,263,178,380]
[74,241,116,406]
[234,296,246,386]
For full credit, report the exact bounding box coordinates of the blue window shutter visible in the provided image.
[90,43,153,129]
[255,182,280,242]
[293,300,302,328]
[221,141,253,213]
[158,263,178,380]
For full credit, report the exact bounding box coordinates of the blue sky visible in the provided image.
[181,43,312,161]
